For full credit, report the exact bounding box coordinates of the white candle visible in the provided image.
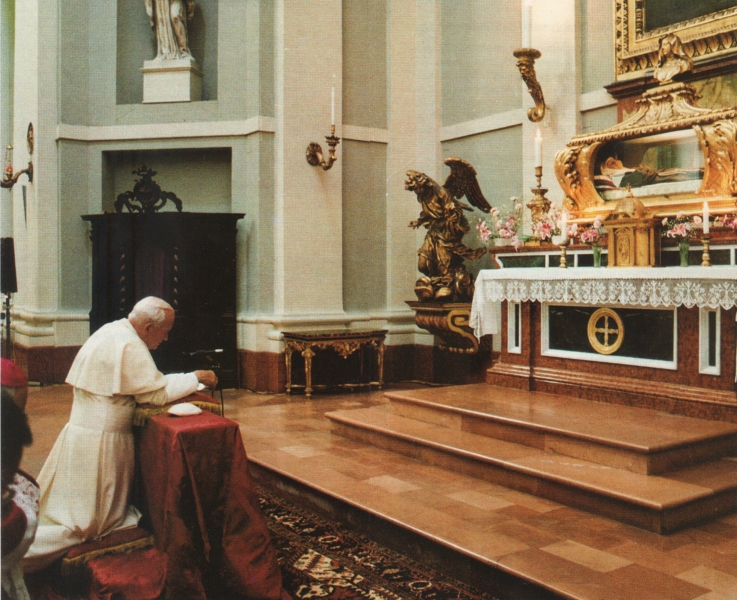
[702,201,710,234]
[534,127,543,167]
[561,210,568,239]
[522,0,532,48]
[331,86,335,126]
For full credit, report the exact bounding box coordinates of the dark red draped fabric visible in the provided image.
[137,410,290,600]
[87,548,166,600]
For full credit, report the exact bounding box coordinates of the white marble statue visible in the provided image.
[145,0,195,60]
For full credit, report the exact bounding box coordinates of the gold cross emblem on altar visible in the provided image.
[587,308,624,355]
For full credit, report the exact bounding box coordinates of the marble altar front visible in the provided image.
[471,266,737,421]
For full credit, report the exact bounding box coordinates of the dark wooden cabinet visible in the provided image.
[83,212,244,388]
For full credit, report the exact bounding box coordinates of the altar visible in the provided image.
[471,266,737,421]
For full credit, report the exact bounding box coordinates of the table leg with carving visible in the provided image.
[302,346,315,398]
[377,340,385,389]
[284,344,295,395]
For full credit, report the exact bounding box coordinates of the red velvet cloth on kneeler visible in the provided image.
[137,410,290,600]
[86,547,166,600]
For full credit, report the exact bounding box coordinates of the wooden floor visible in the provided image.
[23,383,737,600]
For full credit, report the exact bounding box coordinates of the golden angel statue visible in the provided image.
[405,158,492,303]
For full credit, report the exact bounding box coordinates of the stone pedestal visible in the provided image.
[141,57,202,103]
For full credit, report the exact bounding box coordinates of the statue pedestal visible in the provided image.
[141,57,202,103]
[406,301,479,354]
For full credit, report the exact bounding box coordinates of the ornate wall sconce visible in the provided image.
[306,125,340,171]
[513,49,546,122]
[2,123,34,189]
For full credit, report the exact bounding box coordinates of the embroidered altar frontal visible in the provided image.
[472,267,737,421]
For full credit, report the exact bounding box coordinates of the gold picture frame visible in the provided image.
[616,0,737,81]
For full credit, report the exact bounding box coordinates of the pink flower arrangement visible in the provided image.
[476,218,494,242]
[716,213,737,229]
[578,216,606,248]
[661,212,701,242]
[531,205,564,241]
[477,198,523,250]
[496,200,523,240]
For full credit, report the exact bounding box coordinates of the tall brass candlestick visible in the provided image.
[701,235,712,267]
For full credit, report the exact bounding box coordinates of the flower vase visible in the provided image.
[592,245,602,268]
[679,241,690,267]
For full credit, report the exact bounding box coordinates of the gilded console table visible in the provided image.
[283,330,387,398]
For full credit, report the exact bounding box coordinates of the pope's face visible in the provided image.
[141,309,175,350]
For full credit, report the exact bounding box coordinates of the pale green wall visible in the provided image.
[116,0,219,104]
[343,0,387,129]
[59,141,94,311]
[342,140,387,312]
[55,0,276,318]
[239,132,274,314]
[58,0,272,127]
[442,127,523,275]
[581,105,617,134]
[1,0,14,235]
[342,0,388,313]
[580,0,614,94]
[441,1,522,125]
[105,147,232,213]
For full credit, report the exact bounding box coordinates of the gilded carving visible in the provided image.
[513,49,546,122]
[406,158,492,303]
[616,232,632,265]
[555,33,737,221]
[587,308,624,355]
[616,0,737,81]
[554,143,604,211]
[693,119,737,196]
[406,301,479,354]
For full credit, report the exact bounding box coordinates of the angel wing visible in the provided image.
[442,157,492,213]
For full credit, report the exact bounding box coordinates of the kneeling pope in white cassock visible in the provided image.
[24,297,217,572]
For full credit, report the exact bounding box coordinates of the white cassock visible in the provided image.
[24,318,199,572]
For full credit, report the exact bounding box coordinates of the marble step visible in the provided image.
[383,384,737,475]
[325,406,737,534]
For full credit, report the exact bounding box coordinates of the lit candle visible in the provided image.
[561,210,568,240]
[522,0,532,48]
[534,127,543,168]
[702,201,710,234]
[331,86,335,126]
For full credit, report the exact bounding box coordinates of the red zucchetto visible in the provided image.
[0,359,28,388]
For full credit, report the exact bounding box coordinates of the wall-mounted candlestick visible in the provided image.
[1,124,34,189]
[306,124,340,171]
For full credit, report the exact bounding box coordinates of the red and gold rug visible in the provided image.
[258,486,498,600]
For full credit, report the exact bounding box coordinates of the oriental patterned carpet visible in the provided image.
[257,485,498,600]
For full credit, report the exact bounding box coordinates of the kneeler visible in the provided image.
[54,526,163,600]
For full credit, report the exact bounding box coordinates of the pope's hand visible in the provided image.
[195,370,218,389]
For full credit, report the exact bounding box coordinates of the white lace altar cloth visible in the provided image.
[470,266,737,338]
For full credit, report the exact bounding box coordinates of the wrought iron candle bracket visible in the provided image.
[2,123,34,189]
[1,161,33,189]
[513,48,546,123]
[306,125,340,171]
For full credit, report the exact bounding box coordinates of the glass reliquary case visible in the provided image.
[555,35,737,222]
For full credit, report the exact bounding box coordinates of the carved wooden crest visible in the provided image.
[115,165,184,214]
